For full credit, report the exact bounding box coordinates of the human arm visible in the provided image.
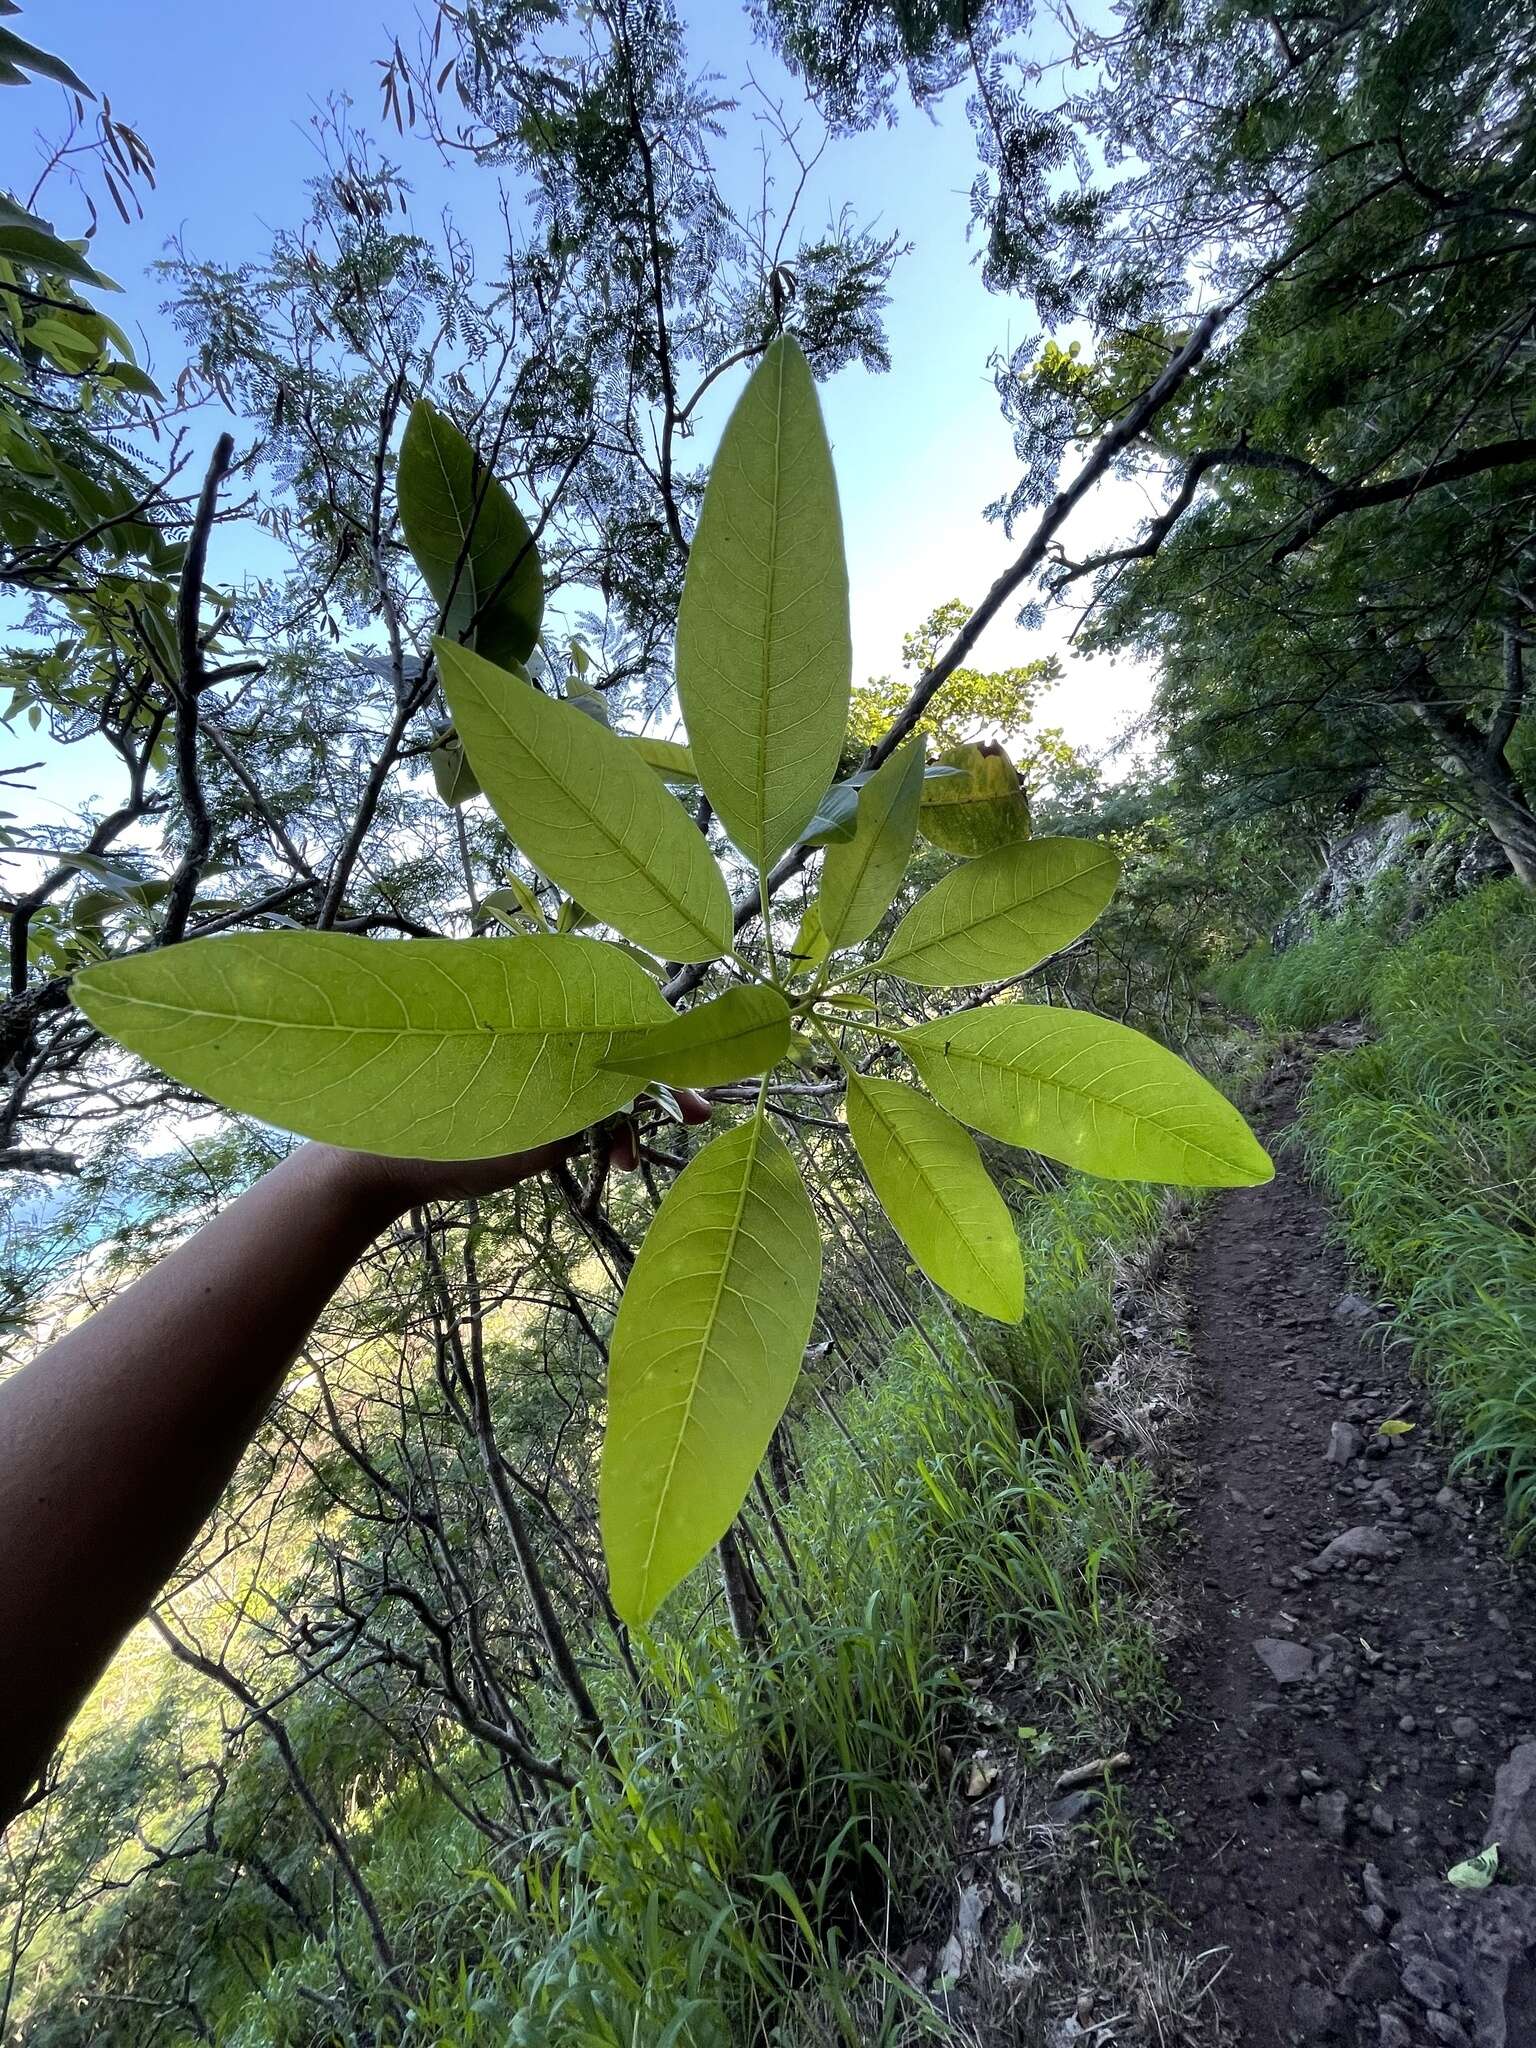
[0,1100,707,1825]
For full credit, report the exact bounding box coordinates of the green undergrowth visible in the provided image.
[401,1179,1169,2046]
[1222,881,1536,1536]
[13,1178,1172,2047]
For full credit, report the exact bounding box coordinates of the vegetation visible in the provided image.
[1224,883,1536,1534]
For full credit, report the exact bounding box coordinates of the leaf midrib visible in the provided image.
[910,1019,1250,1174]
[83,984,629,1044]
[637,1115,766,1610]
[457,660,725,956]
[854,1078,1001,1305]
[881,847,1117,975]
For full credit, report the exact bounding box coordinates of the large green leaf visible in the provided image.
[896,1005,1274,1187]
[817,742,925,951]
[601,1113,821,1624]
[72,933,671,1159]
[436,641,732,964]
[0,224,113,290]
[918,741,1031,857]
[398,399,543,667]
[875,837,1119,988]
[599,983,791,1087]
[845,1074,1022,1320]
[674,336,851,870]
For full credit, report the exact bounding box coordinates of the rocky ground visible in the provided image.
[1138,1031,1536,2047]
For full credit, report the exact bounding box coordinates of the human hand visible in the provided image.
[324,1087,714,1214]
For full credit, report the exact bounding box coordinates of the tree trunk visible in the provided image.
[1403,670,1536,888]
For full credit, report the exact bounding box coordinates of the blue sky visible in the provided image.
[4,0,1155,824]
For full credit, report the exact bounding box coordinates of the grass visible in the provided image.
[1221,879,1536,1536]
[8,1177,1177,2047]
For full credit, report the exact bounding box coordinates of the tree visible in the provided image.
[757,0,1536,874]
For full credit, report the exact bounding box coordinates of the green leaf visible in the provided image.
[789,901,830,971]
[1447,1844,1498,1891]
[1377,1417,1415,1437]
[428,728,480,807]
[875,837,1119,988]
[801,780,860,845]
[436,641,732,964]
[675,336,851,869]
[0,27,93,96]
[896,1005,1274,1187]
[480,881,548,933]
[846,1074,1022,1320]
[0,224,112,290]
[398,398,543,667]
[601,1114,821,1623]
[627,735,698,782]
[599,984,791,1088]
[817,742,925,951]
[919,741,1031,857]
[72,932,671,1158]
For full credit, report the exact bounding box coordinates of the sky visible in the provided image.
[3,0,1158,827]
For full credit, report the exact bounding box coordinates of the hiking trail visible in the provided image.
[1139,1031,1536,2048]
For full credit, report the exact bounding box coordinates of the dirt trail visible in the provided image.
[1139,1033,1536,2047]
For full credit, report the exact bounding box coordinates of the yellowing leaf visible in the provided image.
[919,741,1031,857]
[1378,1418,1416,1437]
[398,398,543,666]
[817,742,925,951]
[72,933,670,1158]
[846,1074,1023,1320]
[675,336,851,869]
[875,837,1119,988]
[601,1115,821,1623]
[599,983,791,1087]
[436,641,732,964]
[627,735,698,782]
[897,1005,1274,1187]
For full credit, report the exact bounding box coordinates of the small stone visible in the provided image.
[1488,1742,1536,1878]
[1336,1947,1399,2003]
[1488,1608,1511,1631]
[1361,1862,1393,1911]
[1254,1636,1316,1685]
[1451,1715,1478,1740]
[1291,1982,1344,2037]
[1048,1788,1099,1825]
[1333,1292,1377,1322]
[1378,2013,1413,2048]
[1361,1900,1388,1935]
[1400,1955,1457,2012]
[1425,2015,1471,2048]
[1301,1766,1331,1791]
[1328,1420,1363,1465]
[1314,1789,1350,1840]
[1369,1803,1395,1836]
[1311,1524,1396,1571]
[1398,1714,1418,1734]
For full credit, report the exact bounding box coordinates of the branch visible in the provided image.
[160,434,237,945]
[1273,438,1536,561]
[1491,626,1527,759]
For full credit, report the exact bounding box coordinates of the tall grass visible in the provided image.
[1226,881,1536,1536]
[14,1179,1169,2047]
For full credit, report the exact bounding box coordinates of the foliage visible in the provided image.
[761,0,1536,878]
[4,1164,1165,2045]
[1228,882,1536,1534]
[73,334,1269,1627]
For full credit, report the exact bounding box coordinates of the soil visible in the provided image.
[1138,1031,1536,2047]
